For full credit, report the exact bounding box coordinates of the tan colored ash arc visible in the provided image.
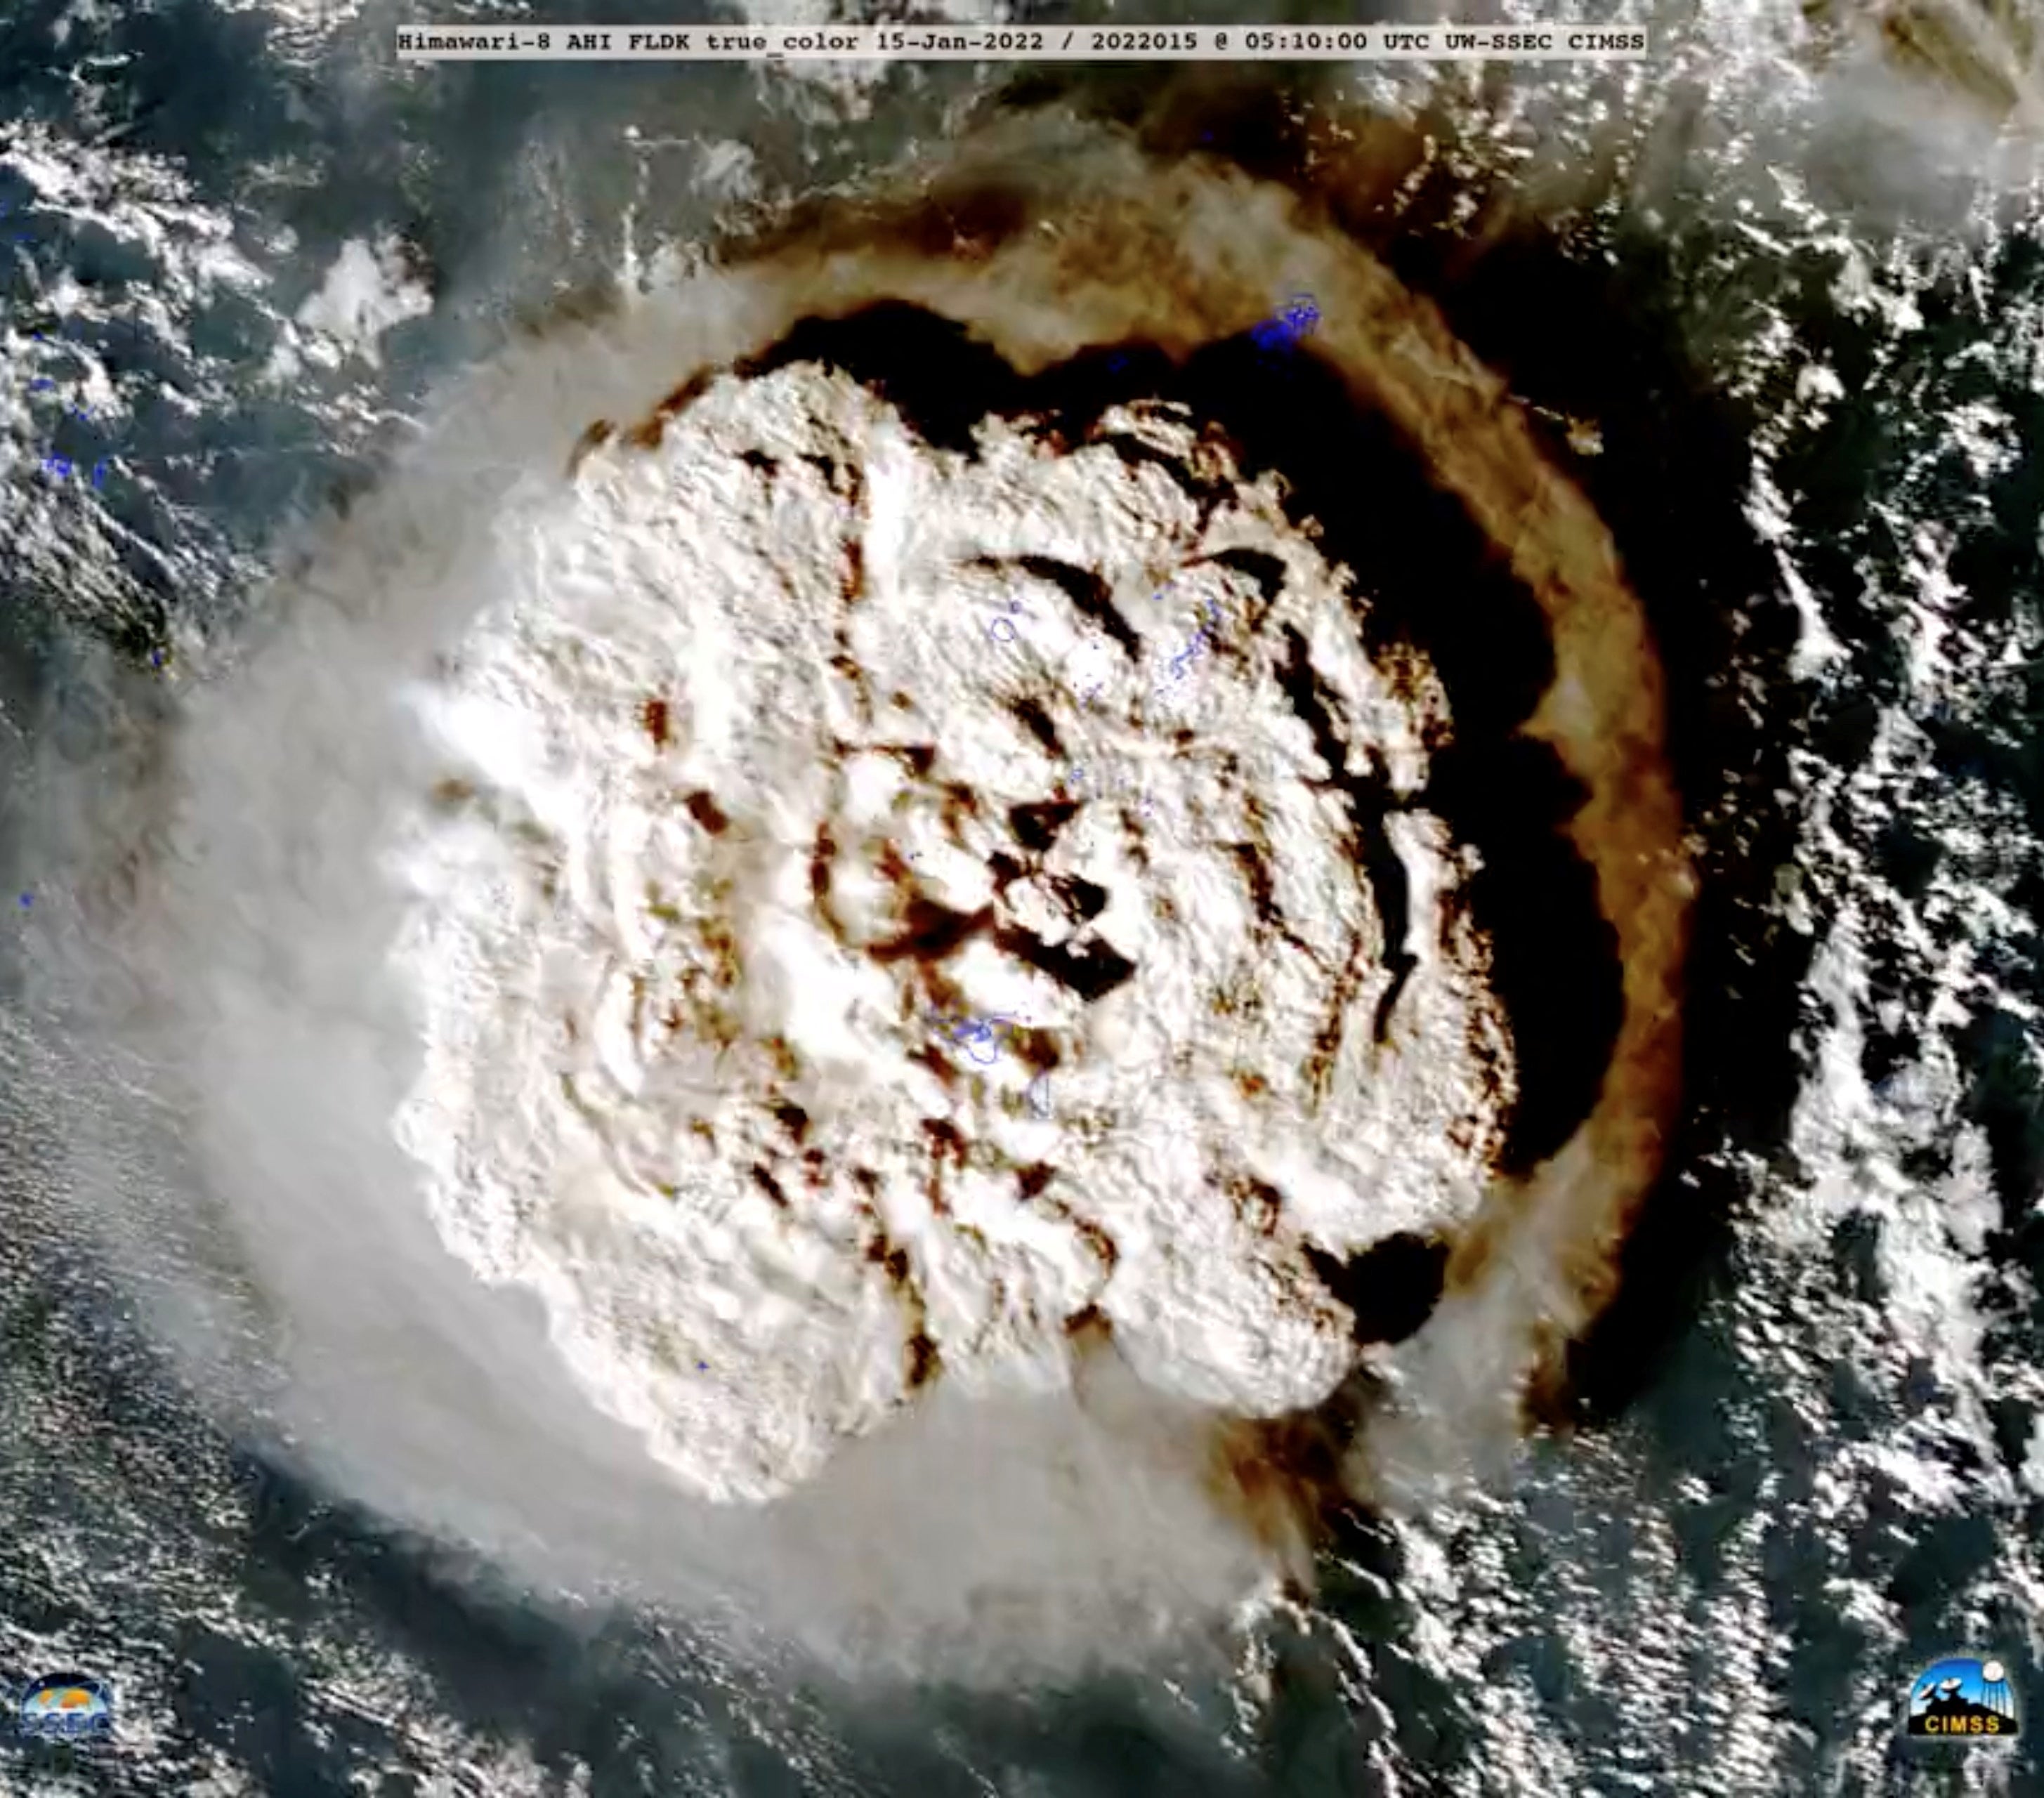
[570,136,1689,1528]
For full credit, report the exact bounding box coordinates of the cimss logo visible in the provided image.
[16,1673,114,1744]
[1905,1655,2021,1740]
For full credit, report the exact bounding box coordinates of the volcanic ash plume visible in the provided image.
[30,119,1691,1658]
[391,352,1514,1505]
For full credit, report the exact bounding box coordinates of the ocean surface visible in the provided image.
[2,2,2043,1794]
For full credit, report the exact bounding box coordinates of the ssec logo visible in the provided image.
[17,1672,114,1744]
[1904,1655,2020,1740]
